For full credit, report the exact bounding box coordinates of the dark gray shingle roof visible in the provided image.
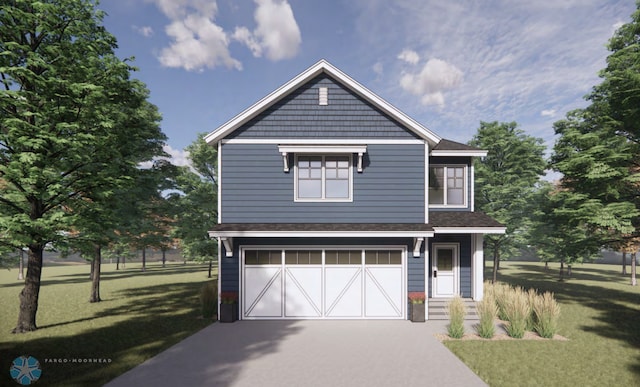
[210,212,504,233]
[433,139,483,152]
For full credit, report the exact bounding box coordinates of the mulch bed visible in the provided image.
[435,331,568,341]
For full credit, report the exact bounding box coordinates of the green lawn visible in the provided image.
[0,262,215,386]
[446,261,640,386]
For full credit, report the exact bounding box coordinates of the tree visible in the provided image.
[551,3,640,285]
[0,1,166,332]
[171,134,218,277]
[469,121,546,283]
[530,182,601,280]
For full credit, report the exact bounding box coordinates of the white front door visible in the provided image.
[432,244,459,298]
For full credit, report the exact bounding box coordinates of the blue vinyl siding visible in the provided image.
[427,234,472,298]
[221,143,425,223]
[228,74,421,140]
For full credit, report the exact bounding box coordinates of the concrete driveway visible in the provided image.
[105,320,487,387]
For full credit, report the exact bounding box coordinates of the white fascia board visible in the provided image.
[205,59,442,145]
[431,150,488,157]
[278,145,367,154]
[433,227,506,234]
[210,230,435,238]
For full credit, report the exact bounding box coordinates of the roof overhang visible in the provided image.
[209,223,435,239]
[211,230,436,238]
[430,150,488,157]
[204,59,441,145]
[433,227,506,234]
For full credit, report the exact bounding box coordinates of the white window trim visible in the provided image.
[294,154,353,202]
[429,164,468,208]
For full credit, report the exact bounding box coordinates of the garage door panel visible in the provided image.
[285,267,322,317]
[242,249,405,319]
[244,267,282,317]
[325,267,362,317]
[365,267,403,317]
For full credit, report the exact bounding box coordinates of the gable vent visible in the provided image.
[319,87,328,105]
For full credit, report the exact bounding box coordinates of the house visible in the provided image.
[206,60,505,320]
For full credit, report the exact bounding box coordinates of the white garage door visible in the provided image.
[242,248,405,319]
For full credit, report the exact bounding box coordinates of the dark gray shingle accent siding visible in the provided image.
[227,74,421,140]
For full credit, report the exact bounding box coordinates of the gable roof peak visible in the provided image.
[204,59,441,145]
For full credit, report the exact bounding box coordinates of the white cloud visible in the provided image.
[163,145,191,167]
[138,145,191,170]
[151,0,241,71]
[612,21,625,35]
[134,25,154,37]
[398,49,419,65]
[150,0,300,71]
[399,58,463,107]
[541,109,557,117]
[233,0,302,61]
[351,0,636,143]
[372,62,383,76]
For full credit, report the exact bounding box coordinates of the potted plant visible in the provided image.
[408,292,426,322]
[219,291,239,323]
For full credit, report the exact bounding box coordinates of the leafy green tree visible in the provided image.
[0,1,166,332]
[125,160,177,272]
[529,182,601,280]
[551,3,640,285]
[469,121,546,283]
[171,134,218,277]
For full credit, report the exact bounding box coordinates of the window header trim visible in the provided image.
[278,145,367,172]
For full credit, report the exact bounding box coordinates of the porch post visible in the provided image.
[424,241,429,320]
[472,234,484,300]
[217,237,222,319]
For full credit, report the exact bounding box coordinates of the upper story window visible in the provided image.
[296,155,352,201]
[429,165,467,207]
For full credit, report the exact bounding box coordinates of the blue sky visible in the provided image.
[99,0,637,166]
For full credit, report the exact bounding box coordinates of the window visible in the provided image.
[285,250,322,265]
[429,165,467,206]
[364,250,402,265]
[296,155,352,201]
[325,250,362,265]
[245,250,282,265]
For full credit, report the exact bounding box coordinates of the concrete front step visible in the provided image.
[428,298,479,320]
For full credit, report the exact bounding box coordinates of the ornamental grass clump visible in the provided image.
[447,296,466,339]
[533,291,561,338]
[503,286,529,338]
[492,282,512,321]
[476,294,498,339]
[200,281,218,319]
[526,288,538,331]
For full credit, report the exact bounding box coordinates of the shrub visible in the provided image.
[533,291,561,338]
[503,286,529,338]
[200,281,218,319]
[408,291,426,304]
[476,294,498,339]
[447,296,466,339]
